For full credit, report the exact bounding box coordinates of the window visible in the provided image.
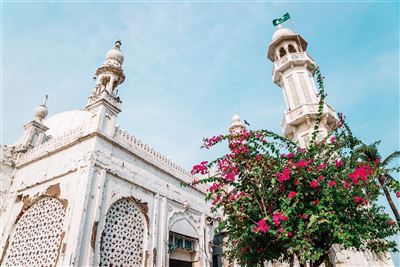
[99,198,145,267]
[168,232,196,252]
[3,197,66,267]
[288,44,297,53]
[279,47,286,57]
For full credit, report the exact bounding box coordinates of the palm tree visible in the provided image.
[355,142,400,223]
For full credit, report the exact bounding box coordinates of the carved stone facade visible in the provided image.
[0,41,215,267]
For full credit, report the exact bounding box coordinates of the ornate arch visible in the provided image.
[99,197,146,267]
[2,196,66,266]
[168,211,200,238]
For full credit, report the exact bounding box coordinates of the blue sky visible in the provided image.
[2,1,399,262]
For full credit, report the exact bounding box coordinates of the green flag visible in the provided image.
[272,13,290,26]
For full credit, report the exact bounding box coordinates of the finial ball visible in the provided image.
[34,105,48,122]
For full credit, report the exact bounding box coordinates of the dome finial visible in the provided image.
[103,40,124,67]
[42,94,48,106]
[115,39,122,50]
[34,95,49,122]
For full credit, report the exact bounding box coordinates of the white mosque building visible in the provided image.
[0,23,395,267]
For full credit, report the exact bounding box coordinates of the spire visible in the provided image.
[229,113,246,134]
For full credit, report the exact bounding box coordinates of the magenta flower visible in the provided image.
[191,161,208,175]
[310,179,319,188]
[253,218,269,233]
[328,180,336,187]
[288,191,297,199]
[335,159,344,168]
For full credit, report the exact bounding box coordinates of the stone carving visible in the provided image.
[99,198,145,267]
[3,197,66,266]
[287,75,300,108]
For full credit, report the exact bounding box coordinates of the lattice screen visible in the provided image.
[3,197,66,266]
[99,198,146,267]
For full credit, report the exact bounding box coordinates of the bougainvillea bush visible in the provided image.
[188,68,400,266]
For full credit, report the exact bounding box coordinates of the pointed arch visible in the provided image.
[288,44,297,53]
[2,197,66,266]
[279,47,287,58]
[99,197,146,267]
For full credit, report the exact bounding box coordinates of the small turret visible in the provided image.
[229,113,246,134]
[85,40,126,136]
[15,96,49,151]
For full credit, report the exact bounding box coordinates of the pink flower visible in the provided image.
[287,231,293,237]
[349,165,373,183]
[191,161,208,175]
[288,191,297,199]
[310,179,319,189]
[343,180,351,189]
[208,183,220,192]
[211,195,221,206]
[278,227,284,233]
[316,163,328,172]
[335,159,344,168]
[396,192,400,198]
[286,153,294,159]
[277,167,291,183]
[328,180,336,187]
[353,196,368,206]
[273,212,288,226]
[225,172,236,182]
[317,175,325,181]
[253,218,269,233]
[330,136,336,143]
[295,160,309,168]
[389,220,396,226]
[312,200,320,205]
[202,135,224,149]
[298,214,308,220]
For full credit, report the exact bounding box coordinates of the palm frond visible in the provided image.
[354,142,381,162]
[382,151,400,167]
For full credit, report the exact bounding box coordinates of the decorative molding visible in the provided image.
[17,126,84,166]
[113,127,199,187]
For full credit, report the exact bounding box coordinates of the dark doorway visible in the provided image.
[169,259,192,267]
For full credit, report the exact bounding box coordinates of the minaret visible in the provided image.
[267,25,337,147]
[86,40,125,136]
[267,23,395,267]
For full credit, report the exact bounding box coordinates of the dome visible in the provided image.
[106,48,124,64]
[44,110,91,137]
[272,25,294,40]
[231,113,244,128]
[105,40,124,65]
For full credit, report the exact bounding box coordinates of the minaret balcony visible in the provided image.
[272,52,316,83]
[281,102,337,135]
